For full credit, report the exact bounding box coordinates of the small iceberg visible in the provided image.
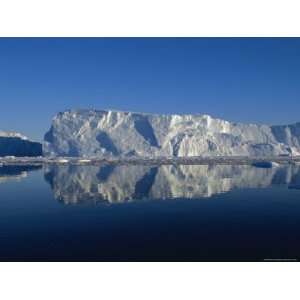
[252,161,273,168]
[251,161,281,168]
[78,159,91,163]
[57,159,69,164]
[270,161,281,167]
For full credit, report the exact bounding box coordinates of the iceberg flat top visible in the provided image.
[0,131,28,140]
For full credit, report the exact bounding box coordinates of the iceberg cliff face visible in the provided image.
[43,109,300,157]
[0,131,42,157]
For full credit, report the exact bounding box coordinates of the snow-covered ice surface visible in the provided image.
[44,109,300,157]
[0,131,28,140]
[0,130,28,140]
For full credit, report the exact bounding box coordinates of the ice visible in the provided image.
[43,109,300,157]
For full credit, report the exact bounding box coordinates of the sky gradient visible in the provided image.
[0,38,300,141]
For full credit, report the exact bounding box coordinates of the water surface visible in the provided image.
[1,163,300,261]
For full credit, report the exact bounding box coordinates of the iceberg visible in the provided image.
[0,131,42,157]
[43,109,300,157]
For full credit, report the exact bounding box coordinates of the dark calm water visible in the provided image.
[1,163,300,262]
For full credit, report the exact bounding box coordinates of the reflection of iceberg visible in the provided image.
[44,164,300,205]
[0,165,41,183]
[44,164,152,204]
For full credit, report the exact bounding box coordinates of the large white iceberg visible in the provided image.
[43,109,300,157]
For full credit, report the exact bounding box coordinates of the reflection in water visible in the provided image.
[0,165,41,183]
[43,164,300,204]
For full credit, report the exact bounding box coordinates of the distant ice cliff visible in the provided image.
[0,131,42,157]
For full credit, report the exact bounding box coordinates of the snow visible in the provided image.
[43,109,300,158]
[0,131,28,140]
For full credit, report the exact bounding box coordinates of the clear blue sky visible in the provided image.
[0,38,300,141]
